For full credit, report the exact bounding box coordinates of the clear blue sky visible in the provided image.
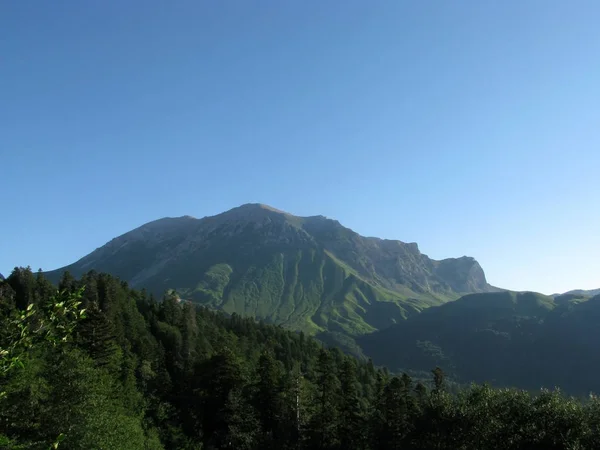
[1,1,598,294]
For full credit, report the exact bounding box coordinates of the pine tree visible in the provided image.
[160,292,182,327]
[400,373,418,426]
[413,367,454,449]
[339,358,366,450]
[180,301,199,372]
[370,370,388,449]
[7,266,36,310]
[76,305,121,370]
[432,366,446,393]
[308,349,341,450]
[79,270,100,308]
[193,348,256,449]
[254,351,283,446]
[415,381,427,407]
[58,270,76,293]
[35,269,55,305]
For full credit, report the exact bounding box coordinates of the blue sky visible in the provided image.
[1,1,598,294]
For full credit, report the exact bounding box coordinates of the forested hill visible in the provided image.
[360,290,600,396]
[4,267,600,449]
[43,203,496,337]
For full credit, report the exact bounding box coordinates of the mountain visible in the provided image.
[359,291,600,395]
[44,203,495,336]
[0,273,4,281]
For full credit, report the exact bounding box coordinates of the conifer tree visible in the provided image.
[308,349,341,450]
[76,305,121,370]
[339,358,366,450]
[254,351,284,446]
[58,270,76,294]
[181,302,198,363]
[369,370,388,449]
[193,348,256,448]
[7,266,36,310]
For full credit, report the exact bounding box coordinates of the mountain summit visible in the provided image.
[45,204,495,336]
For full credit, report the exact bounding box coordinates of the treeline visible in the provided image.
[2,267,600,449]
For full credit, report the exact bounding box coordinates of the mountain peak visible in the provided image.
[206,203,297,226]
[231,203,290,215]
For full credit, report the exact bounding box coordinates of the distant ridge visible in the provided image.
[553,288,600,297]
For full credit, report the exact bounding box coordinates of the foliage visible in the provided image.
[0,280,87,448]
[2,268,600,449]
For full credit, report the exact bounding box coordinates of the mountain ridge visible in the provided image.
[44,203,496,336]
[554,288,600,297]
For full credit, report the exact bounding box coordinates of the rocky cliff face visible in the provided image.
[300,214,492,295]
[44,204,495,336]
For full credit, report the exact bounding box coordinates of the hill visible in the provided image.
[44,203,496,337]
[360,291,600,395]
[557,288,600,297]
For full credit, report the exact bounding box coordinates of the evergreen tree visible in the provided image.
[432,366,446,393]
[193,348,256,449]
[160,292,183,326]
[339,358,366,450]
[415,381,428,407]
[254,351,284,447]
[308,349,341,450]
[76,305,121,369]
[369,370,388,449]
[180,300,199,372]
[6,266,36,310]
[58,270,76,293]
[35,269,55,305]
[378,375,416,449]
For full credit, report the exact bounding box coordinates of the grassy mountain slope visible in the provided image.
[45,204,495,336]
[360,290,600,395]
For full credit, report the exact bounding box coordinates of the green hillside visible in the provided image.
[44,204,495,338]
[176,250,442,336]
[360,291,600,395]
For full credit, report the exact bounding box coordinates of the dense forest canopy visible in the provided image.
[2,266,600,449]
